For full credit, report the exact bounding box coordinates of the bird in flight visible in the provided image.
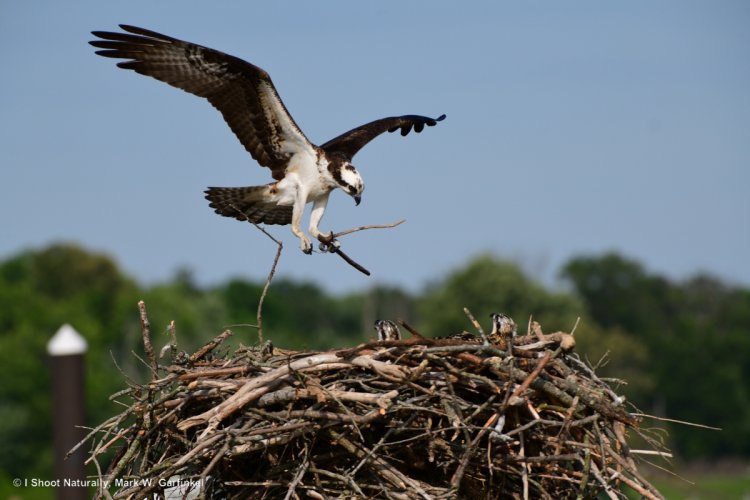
[90,25,445,253]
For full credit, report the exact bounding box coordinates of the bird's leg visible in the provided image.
[309,194,339,252]
[291,190,312,254]
[294,228,312,254]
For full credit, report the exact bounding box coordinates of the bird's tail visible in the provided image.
[204,185,293,226]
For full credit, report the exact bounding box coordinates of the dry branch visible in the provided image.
[137,300,157,378]
[234,193,404,278]
[79,305,669,499]
[315,218,406,276]
[241,215,284,344]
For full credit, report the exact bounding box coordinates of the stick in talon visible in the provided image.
[314,231,371,275]
[332,247,371,276]
[317,232,341,253]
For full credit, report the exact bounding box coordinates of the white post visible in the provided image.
[47,324,88,500]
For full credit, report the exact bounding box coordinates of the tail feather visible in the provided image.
[204,185,293,226]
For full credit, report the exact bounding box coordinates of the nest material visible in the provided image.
[81,314,666,499]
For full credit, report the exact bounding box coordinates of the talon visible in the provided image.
[300,237,313,254]
[316,232,340,253]
[317,240,339,253]
[318,231,334,244]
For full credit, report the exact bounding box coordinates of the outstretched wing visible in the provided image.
[90,25,314,180]
[204,185,293,225]
[321,114,445,160]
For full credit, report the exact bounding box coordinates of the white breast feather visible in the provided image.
[274,151,334,206]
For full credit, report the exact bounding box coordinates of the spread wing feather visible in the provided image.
[90,25,313,180]
[204,186,293,225]
[321,114,446,160]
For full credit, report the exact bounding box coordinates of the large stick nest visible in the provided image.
[80,308,667,499]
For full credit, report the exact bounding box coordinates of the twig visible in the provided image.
[630,413,722,430]
[603,440,663,499]
[330,218,405,238]
[227,202,284,344]
[80,309,668,498]
[511,350,553,403]
[462,307,487,342]
[569,316,581,336]
[567,355,624,405]
[178,352,343,433]
[160,320,177,361]
[189,329,233,364]
[605,467,662,500]
[316,219,406,276]
[628,449,674,458]
[67,412,125,460]
[309,467,367,498]
[520,427,529,500]
[137,300,158,378]
[200,440,229,487]
[576,434,592,499]
[84,429,128,465]
[328,429,433,499]
[327,244,371,276]
[251,220,283,344]
[284,446,310,500]
[554,395,580,454]
[397,319,427,339]
[104,435,143,488]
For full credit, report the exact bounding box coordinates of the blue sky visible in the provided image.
[1,1,748,293]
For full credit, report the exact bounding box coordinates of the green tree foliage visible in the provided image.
[1,243,748,489]
[414,255,656,406]
[219,277,364,349]
[417,254,583,336]
[561,253,679,333]
[360,285,417,338]
[562,253,750,458]
[0,246,233,485]
[0,244,139,480]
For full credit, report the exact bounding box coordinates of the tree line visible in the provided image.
[0,243,748,488]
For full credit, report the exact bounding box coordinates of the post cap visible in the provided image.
[47,324,88,356]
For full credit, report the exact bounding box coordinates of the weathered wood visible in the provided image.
[79,304,666,499]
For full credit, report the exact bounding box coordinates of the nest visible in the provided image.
[79,306,667,499]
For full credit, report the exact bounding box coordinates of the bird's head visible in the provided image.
[374,319,401,341]
[336,161,365,206]
[489,312,517,337]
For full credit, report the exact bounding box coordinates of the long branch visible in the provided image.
[330,218,405,238]
[254,223,283,344]
[317,219,406,276]
[138,300,158,378]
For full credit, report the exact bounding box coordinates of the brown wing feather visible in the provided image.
[90,25,313,180]
[204,186,293,225]
[321,114,445,160]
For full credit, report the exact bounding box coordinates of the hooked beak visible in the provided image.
[353,195,362,206]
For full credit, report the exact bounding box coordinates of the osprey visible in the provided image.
[373,319,401,342]
[489,313,517,339]
[90,25,445,253]
[489,312,517,349]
